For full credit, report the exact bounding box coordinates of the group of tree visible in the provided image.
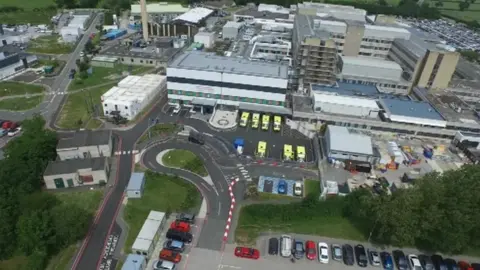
[460,50,480,62]
[344,164,480,254]
[76,55,91,80]
[0,116,93,269]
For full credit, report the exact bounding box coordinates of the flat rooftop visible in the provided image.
[173,7,213,24]
[102,43,181,61]
[235,8,290,20]
[311,82,379,97]
[379,98,445,121]
[393,27,450,59]
[169,51,289,79]
[340,56,402,71]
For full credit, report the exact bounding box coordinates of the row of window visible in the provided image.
[168,89,285,106]
[360,45,390,51]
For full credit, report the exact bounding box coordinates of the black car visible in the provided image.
[166,229,193,243]
[471,263,480,270]
[293,240,305,259]
[431,255,448,270]
[176,213,196,224]
[420,255,435,270]
[343,244,355,266]
[354,245,368,267]
[268,238,279,255]
[444,258,459,270]
[392,250,409,270]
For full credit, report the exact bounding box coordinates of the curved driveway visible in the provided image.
[142,140,231,251]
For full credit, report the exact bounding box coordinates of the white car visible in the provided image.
[8,127,21,137]
[294,182,303,196]
[172,105,181,114]
[408,254,423,270]
[318,242,329,264]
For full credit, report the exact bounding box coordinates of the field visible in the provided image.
[123,170,201,253]
[162,149,209,177]
[0,0,56,24]
[0,0,55,9]
[138,123,178,143]
[0,95,44,111]
[27,35,73,55]
[0,81,45,97]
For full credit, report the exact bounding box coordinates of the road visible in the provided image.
[0,13,100,123]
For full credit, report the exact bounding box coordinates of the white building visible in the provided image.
[223,21,243,39]
[297,3,367,22]
[101,74,166,120]
[194,32,215,48]
[132,211,166,257]
[167,51,291,114]
[0,51,38,80]
[325,125,377,163]
[312,92,380,118]
[249,35,291,62]
[56,130,112,160]
[60,15,90,42]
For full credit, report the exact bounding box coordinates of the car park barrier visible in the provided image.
[223,177,240,242]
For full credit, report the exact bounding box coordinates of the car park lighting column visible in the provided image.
[223,178,240,242]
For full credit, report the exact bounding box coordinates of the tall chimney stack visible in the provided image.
[140,0,149,41]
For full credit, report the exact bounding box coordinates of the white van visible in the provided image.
[280,235,292,257]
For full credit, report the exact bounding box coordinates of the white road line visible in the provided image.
[219,265,242,269]
[218,202,222,216]
[240,169,248,173]
[122,151,126,155]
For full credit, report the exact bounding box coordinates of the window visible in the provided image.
[104,104,107,106]
[150,61,153,64]
[140,60,143,63]
[105,111,108,114]
[168,89,173,94]
[130,58,134,62]
[125,106,128,109]
[215,94,221,99]
[121,58,124,61]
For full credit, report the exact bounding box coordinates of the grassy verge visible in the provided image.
[138,123,177,143]
[27,35,73,54]
[257,192,300,201]
[162,149,208,177]
[45,244,77,270]
[0,255,28,270]
[235,197,365,245]
[124,171,201,253]
[68,65,151,91]
[305,179,321,197]
[56,83,116,129]
[1,10,56,25]
[0,81,45,97]
[85,118,104,130]
[0,95,44,111]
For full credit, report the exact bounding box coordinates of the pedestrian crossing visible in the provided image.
[47,92,67,95]
[236,163,252,182]
[114,150,139,155]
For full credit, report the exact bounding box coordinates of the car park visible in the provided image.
[318,242,329,264]
[305,240,316,260]
[280,235,292,257]
[369,249,381,266]
[432,254,448,270]
[159,249,182,263]
[166,229,192,243]
[343,244,355,265]
[163,240,185,252]
[381,252,394,270]
[445,258,459,270]
[293,240,305,259]
[153,260,176,270]
[420,254,435,270]
[393,250,409,270]
[408,254,423,270]
[332,244,343,261]
[176,213,195,224]
[234,247,260,260]
[355,245,368,267]
[277,180,287,194]
[268,238,278,255]
[170,220,191,232]
[458,261,473,270]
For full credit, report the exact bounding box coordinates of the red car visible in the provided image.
[170,220,191,232]
[234,247,260,260]
[159,249,182,263]
[305,241,317,260]
[459,261,474,270]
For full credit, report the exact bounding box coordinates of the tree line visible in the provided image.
[0,116,93,269]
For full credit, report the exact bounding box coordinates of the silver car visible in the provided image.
[369,249,381,266]
[331,244,343,261]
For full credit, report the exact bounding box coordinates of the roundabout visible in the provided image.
[140,139,233,251]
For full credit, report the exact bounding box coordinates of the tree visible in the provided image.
[51,204,92,248]
[53,0,77,8]
[459,0,470,11]
[23,249,48,270]
[17,210,55,255]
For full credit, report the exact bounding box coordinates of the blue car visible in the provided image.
[277,180,287,194]
[381,252,394,270]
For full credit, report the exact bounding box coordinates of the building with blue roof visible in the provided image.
[126,172,145,199]
[310,82,411,100]
[378,98,447,127]
[122,254,146,270]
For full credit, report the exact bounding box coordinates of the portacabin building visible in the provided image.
[166,51,291,114]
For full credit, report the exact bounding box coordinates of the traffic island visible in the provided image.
[161,149,208,177]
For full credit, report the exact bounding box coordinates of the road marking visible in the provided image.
[219,265,241,269]
[200,182,211,191]
[218,202,222,216]
[240,169,248,173]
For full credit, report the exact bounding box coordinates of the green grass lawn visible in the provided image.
[0,95,44,111]
[305,179,321,197]
[123,171,201,253]
[0,255,29,270]
[0,81,45,97]
[68,65,152,91]
[138,123,178,143]
[56,83,116,129]
[257,192,300,201]
[162,149,208,177]
[0,0,55,9]
[27,35,73,55]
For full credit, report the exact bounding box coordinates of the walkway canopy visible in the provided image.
[192,98,216,107]
[239,103,292,116]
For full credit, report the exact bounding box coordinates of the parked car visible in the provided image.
[2,121,13,130]
[381,252,394,270]
[280,235,292,257]
[166,229,192,243]
[293,240,305,259]
[170,220,190,232]
[7,127,20,137]
[355,245,368,267]
[408,254,423,270]
[176,213,195,224]
[343,244,355,266]
[332,244,343,261]
[431,254,448,270]
[294,182,302,196]
[369,249,381,266]
[234,247,260,259]
[393,250,409,270]
[419,255,435,270]
[0,129,6,137]
[153,260,175,270]
[304,241,316,260]
[445,258,459,270]
[458,261,474,270]
[318,242,329,263]
[163,240,185,252]
[471,263,480,270]
[278,180,287,194]
[159,249,181,263]
[268,238,278,255]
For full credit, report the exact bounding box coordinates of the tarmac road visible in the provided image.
[141,140,232,251]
